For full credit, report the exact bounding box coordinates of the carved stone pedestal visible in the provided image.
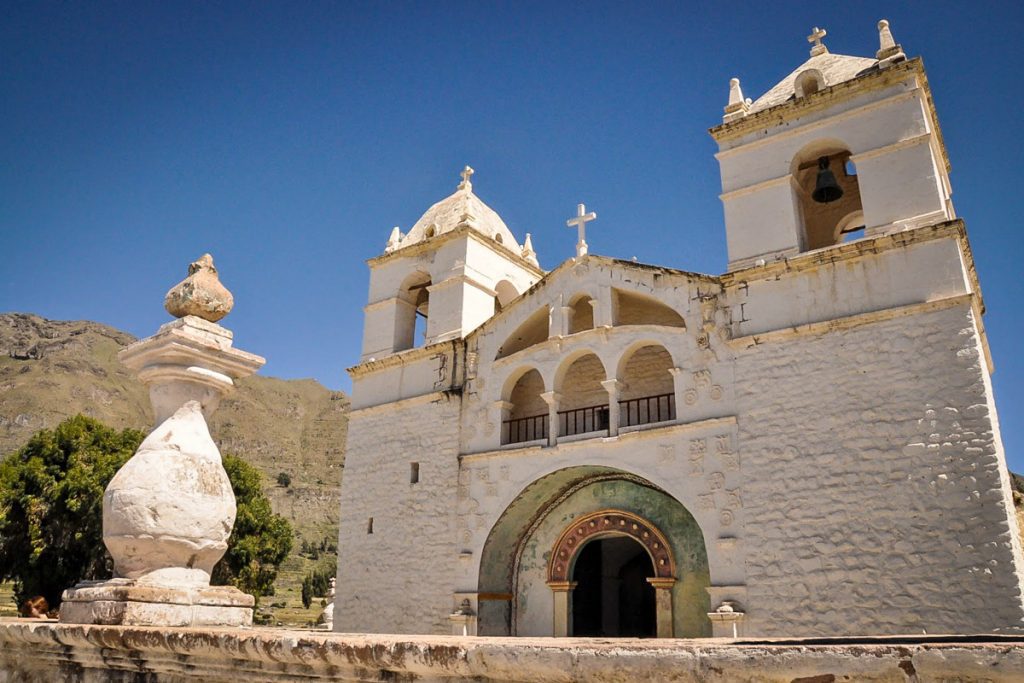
[60,580,254,627]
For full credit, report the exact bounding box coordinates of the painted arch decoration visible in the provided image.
[547,509,676,583]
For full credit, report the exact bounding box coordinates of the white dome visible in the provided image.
[390,168,526,257]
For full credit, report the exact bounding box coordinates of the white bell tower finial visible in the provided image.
[807,26,828,56]
[723,77,750,122]
[876,19,905,64]
[458,165,474,191]
[566,203,597,258]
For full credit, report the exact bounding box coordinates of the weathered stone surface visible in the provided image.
[164,253,234,323]
[1,620,1023,682]
[102,400,235,585]
[59,581,253,627]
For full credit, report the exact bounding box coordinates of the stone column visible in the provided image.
[601,379,623,436]
[547,581,576,637]
[59,254,265,628]
[668,367,686,421]
[493,400,513,444]
[647,577,676,638]
[539,391,561,446]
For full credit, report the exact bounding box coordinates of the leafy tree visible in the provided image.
[212,454,293,597]
[300,562,334,609]
[0,415,292,608]
[276,471,292,488]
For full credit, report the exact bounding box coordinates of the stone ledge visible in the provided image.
[3,620,1023,682]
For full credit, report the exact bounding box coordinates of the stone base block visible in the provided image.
[59,579,254,627]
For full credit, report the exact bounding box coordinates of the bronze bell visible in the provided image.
[811,156,844,203]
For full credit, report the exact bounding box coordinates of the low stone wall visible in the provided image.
[2,620,1024,682]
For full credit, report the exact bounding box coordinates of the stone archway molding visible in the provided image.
[547,509,675,583]
[546,509,676,637]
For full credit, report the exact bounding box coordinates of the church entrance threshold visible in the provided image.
[571,536,656,637]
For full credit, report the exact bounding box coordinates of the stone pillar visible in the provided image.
[59,254,265,628]
[548,581,576,637]
[319,578,336,630]
[668,367,686,421]
[493,400,513,444]
[601,379,623,436]
[448,598,477,636]
[593,285,613,327]
[559,306,574,336]
[647,577,676,638]
[540,391,561,446]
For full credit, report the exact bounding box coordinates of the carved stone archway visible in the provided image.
[546,509,676,637]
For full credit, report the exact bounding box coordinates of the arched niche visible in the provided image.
[476,466,710,638]
[395,271,431,351]
[493,279,520,315]
[616,343,676,427]
[612,289,685,327]
[554,352,608,437]
[502,367,547,445]
[495,306,550,360]
[567,293,595,334]
[790,139,864,251]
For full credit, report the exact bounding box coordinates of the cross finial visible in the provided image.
[566,203,597,258]
[807,26,828,56]
[458,165,474,191]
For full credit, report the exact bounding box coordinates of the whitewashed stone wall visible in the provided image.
[735,301,1024,636]
[335,391,461,634]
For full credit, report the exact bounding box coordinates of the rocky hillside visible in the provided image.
[0,313,347,546]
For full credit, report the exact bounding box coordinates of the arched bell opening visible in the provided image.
[567,293,596,334]
[395,271,432,351]
[475,466,710,638]
[791,140,864,251]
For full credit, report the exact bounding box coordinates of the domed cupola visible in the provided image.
[386,167,538,266]
[359,167,544,362]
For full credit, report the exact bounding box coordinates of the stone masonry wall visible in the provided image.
[737,302,1024,636]
[335,393,462,634]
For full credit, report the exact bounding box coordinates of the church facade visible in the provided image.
[335,21,1024,638]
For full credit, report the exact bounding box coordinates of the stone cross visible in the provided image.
[566,203,597,258]
[807,26,828,56]
[459,165,474,191]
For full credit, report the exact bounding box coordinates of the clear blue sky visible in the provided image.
[3,3,1024,467]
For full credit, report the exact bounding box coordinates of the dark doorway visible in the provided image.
[571,535,656,637]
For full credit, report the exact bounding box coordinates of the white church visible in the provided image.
[334,21,1024,639]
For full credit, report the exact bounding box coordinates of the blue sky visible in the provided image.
[3,2,1024,467]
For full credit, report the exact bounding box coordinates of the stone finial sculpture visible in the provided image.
[875,19,906,65]
[60,255,265,627]
[723,78,750,123]
[164,253,234,322]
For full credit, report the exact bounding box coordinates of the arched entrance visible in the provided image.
[571,536,655,637]
[475,466,710,638]
[547,509,676,638]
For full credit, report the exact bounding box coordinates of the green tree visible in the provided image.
[212,454,293,597]
[300,562,334,609]
[0,415,292,608]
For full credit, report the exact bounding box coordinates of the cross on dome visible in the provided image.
[458,165,474,191]
[566,203,597,258]
[807,26,828,56]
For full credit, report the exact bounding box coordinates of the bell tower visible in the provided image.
[710,20,955,270]
[359,167,543,362]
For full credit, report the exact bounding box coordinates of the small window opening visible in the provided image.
[494,233,503,244]
[424,225,436,238]
[410,462,420,484]
[414,309,428,346]
[841,226,866,242]
[367,517,374,534]
[845,160,857,176]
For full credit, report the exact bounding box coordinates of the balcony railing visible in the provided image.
[503,413,547,445]
[619,392,675,428]
[559,404,610,437]
[503,392,677,445]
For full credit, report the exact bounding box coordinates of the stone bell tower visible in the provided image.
[359,167,543,362]
[711,21,955,270]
